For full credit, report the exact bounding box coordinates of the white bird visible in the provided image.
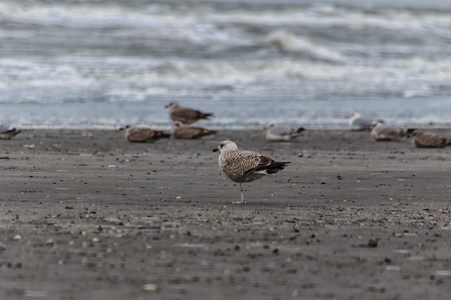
[370,121,415,141]
[345,112,374,131]
[0,123,21,140]
[213,140,290,204]
[263,123,305,142]
[165,101,214,125]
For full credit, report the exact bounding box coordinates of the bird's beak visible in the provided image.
[262,125,269,130]
[344,114,351,119]
[164,104,170,108]
[212,147,219,152]
[119,127,125,131]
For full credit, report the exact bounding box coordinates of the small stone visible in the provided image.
[92,237,100,243]
[143,284,158,291]
[13,235,22,241]
[176,196,182,200]
[368,238,378,248]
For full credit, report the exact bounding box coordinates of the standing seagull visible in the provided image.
[0,123,21,140]
[370,121,415,141]
[165,101,214,124]
[263,123,305,141]
[213,140,290,204]
[119,125,170,143]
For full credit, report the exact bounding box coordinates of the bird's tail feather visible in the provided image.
[260,161,290,174]
[295,127,305,134]
[201,113,214,120]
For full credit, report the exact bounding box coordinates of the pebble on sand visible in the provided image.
[143,284,158,291]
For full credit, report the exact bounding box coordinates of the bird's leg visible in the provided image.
[232,183,246,204]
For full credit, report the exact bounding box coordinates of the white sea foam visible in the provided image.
[1,0,450,128]
[2,1,451,30]
[257,30,345,61]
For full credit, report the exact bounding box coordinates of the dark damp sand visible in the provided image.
[1,128,450,300]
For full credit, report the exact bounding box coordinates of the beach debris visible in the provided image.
[345,112,375,131]
[24,291,48,298]
[353,238,379,248]
[213,140,290,204]
[367,238,379,248]
[165,101,213,124]
[171,121,216,139]
[262,123,305,141]
[119,125,170,143]
[370,121,415,141]
[143,284,158,292]
[410,131,451,148]
[0,123,21,140]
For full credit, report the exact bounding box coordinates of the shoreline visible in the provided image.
[9,122,451,131]
[1,128,450,299]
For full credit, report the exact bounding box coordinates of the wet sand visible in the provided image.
[1,128,450,299]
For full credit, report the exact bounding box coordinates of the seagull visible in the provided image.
[370,121,415,141]
[0,124,21,140]
[165,101,214,124]
[119,125,170,143]
[171,121,216,139]
[213,140,290,204]
[345,112,374,131]
[410,131,451,148]
[263,123,305,142]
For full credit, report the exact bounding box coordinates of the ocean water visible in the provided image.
[1,0,451,129]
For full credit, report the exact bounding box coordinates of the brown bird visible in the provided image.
[0,124,21,140]
[171,121,215,139]
[213,140,290,204]
[411,131,451,148]
[119,125,170,143]
[370,121,415,141]
[165,101,213,124]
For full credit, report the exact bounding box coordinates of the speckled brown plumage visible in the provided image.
[120,125,170,143]
[165,101,213,125]
[171,122,215,139]
[213,140,290,204]
[0,124,21,140]
[412,131,451,148]
[371,122,415,141]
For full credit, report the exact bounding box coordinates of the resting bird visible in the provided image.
[119,125,170,143]
[165,101,213,124]
[345,112,374,131]
[0,123,21,140]
[171,121,215,139]
[263,123,305,142]
[370,121,415,141]
[410,131,451,148]
[213,140,290,204]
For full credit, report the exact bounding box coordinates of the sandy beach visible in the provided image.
[1,128,450,300]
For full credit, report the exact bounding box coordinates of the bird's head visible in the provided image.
[165,101,179,109]
[213,140,238,153]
